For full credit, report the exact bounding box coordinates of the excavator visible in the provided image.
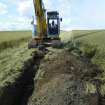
[28,0,62,48]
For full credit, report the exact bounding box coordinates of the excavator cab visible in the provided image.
[47,11,61,37]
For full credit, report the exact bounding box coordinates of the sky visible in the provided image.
[0,0,105,31]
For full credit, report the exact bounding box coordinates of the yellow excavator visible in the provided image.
[28,0,62,48]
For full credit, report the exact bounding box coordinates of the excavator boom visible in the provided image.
[33,0,47,38]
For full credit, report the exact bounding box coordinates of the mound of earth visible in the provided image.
[28,49,103,105]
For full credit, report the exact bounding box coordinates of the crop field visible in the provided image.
[61,30,105,74]
[0,31,31,51]
[73,30,105,49]
[0,31,33,86]
[0,30,105,105]
[0,30,105,85]
[0,31,31,43]
[73,30,105,69]
[72,30,105,95]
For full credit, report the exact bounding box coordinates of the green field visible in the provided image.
[0,31,31,51]
[0,31,31,43]
[73,30,105,49]
[0,31,33,86]
[72,30,105,94]
[72,30,105,70]
[0,30,105,92]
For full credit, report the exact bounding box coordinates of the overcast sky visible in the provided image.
[0,0,105,31]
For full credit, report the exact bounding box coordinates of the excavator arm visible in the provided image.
[33,0,47,39]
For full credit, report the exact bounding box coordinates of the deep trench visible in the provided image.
[0,50,46,105]
[18,51,46,105]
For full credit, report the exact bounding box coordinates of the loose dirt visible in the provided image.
[28,49,105,105]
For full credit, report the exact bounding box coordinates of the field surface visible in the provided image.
[73,30,105,50]
[0,31,33,86]
[0,31,31,51]
[0,31,31,43]
[72,30,105,69]
[0,30,105,85]
[0,30,105,105]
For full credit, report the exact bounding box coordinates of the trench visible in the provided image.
[17,51,45,105]
[0,50,46,105]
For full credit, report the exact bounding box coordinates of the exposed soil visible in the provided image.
[28,49,105,105]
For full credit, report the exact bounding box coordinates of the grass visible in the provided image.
[60,31,73,43]
[71,30,105,95]
[74,30,105,50]
[0,43,36,87]
[72,30,105,68]
[0,31,34,86]
[0,31,31,43]
[0,31,31,51]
